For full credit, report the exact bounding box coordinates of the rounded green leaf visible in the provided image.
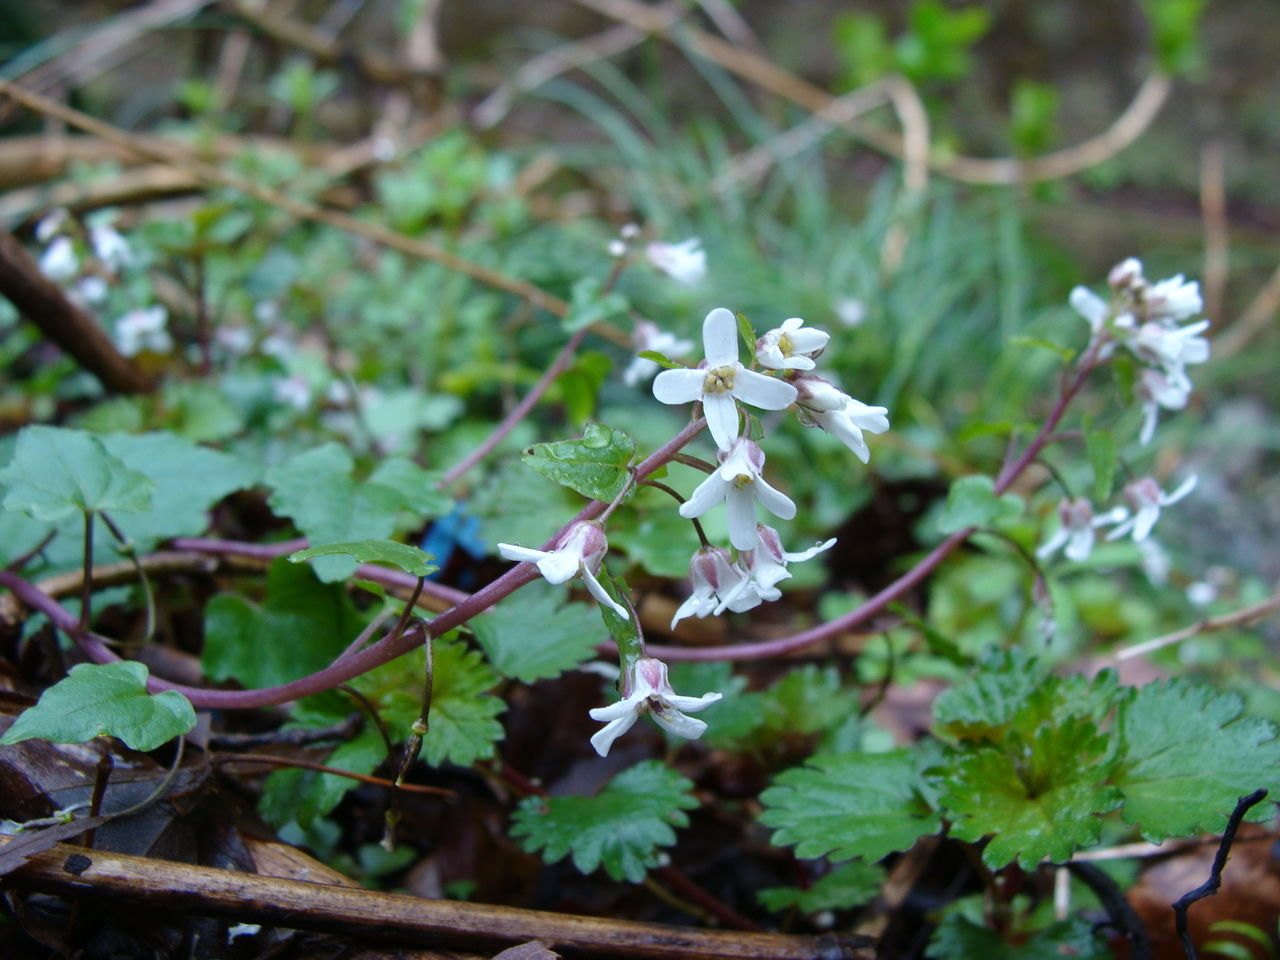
[0,662,195,752]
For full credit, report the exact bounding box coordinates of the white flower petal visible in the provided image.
[581,566,630,617]
[702,308,739,367]
[725,487,759,551]
[1131,506,1161,542]
[651,709,708,740]
[732,369,798,411]
[783,538,837,563]
[702,392,740,451]
[498,543,550,564]
[589,698,640,722]
[664,691,723,713]
[1065,527,1095,562]
[1070,286,1108,330]
[590,713,638,756]
[1163,475,1197,505]
[753,477,797,521]
[1036,527,1069,560]
[680,472,727,518]
[536,551,580,584]
[652,367,706,405]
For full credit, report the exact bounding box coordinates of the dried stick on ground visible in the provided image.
[0,227,151,394]
[565,0,1170,185]
[3,838,874,960]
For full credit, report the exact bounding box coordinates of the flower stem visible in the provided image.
[438,325,590,489]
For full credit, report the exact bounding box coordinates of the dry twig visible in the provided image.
[3,838,873,959]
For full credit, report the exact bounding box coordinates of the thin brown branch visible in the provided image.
[3,838,872,959]
[0,226,152,394]
[0,165,201,222]
[209,754,454,797]
[565,0,1170,184]
[1109,590,1280,663]
[218,0,434,87]
[1199,141,1229,322]
[1214,260,1280,360]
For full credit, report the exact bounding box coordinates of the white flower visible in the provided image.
[645,238,706,286]
[1127,319,1210,372]
[1144,274,1202,322]
[74,276,109,306]
[498,521,628,617]
[216,326,254,356]
[1108,257,1145,291]
[607,239,627,258]
[679,439,796,551]
[273,374,312,411]
[653,307,798,451]
[39,236,78,281]
[1186,581,1217,606]
[714,524,835,615]
[755,317,830,371]
[1136,368,1191,445]
[1069,285,1110,335]
[1138,538,1170,586]
[795,376,889,464]
[114,306,172,356]
[1107,475,1197,543]
[588,656,722,757]
[670,547,743,628]
[1036,498,1129,563]
[89,224,132,270]
[833,297,865,328]
[35,209,69,244]
[624,320,694,387]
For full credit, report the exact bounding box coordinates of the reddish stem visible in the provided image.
[0,419,708,710]
[439,326,591,489]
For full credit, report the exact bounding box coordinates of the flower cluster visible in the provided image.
[646,307,885,628]
[1071,258,1210,445]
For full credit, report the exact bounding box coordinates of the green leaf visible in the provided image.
[510,760,697,882]
[760,665,860,739]
[759,749,941,862]
[1141,0,1208,74]
[202,558,367,689]
[352,638,505,767]
[267,444,431,581]
[1006,335,1074,362]
[1112,680,1280,841]
[367,458,453,518]
[932,649,1047,742]
[735,311,756,357]
[940,717,1123,869]
[99,432,257,550]
[1086,428,1117,503]
[636,350,681,370]
[758,860,883,914]
[159,381,243,442]
[472,581,603,683]
[259,723,386,829]
[556,350,612,425]
[563,277,628,332]
[0,661,195,752]
[937,475,1023,535]
[0,426,153,521]
[290,539,437,578]
[521,424,635,503]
